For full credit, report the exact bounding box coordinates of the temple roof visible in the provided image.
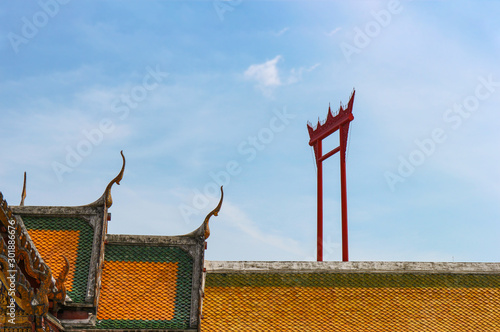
[94,234,204,330]
[10,151,126,308]
[201,261,500,331]
[2,151,223,331]
[11,198,112,308]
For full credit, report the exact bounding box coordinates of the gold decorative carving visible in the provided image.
[203,186,223,239]
[84,150,126,208]
[0,191,66,330]
[48,255,69,303]
[20,172,27,206]
[104,150,126,207]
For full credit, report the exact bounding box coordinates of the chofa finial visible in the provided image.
[104,151,126,208]
[85,150,126,208]
[20,172,27,206]
[203,186,224,239]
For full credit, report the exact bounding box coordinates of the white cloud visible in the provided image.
[244,55,282,89]
[244,56,320,96]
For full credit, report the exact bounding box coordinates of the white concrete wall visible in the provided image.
[205,261,500,274]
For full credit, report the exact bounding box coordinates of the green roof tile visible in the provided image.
[206,272,500,288]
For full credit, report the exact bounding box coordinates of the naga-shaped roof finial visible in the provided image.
[104,150,125,208]
[20,171,27,206]
[203,186,223,239]
[85,151,126,208]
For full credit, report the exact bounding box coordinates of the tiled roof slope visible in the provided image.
[11,204,109,306]
[93,187,222,331]
[23,216,93,303]
[10,151,125,307]
[94,234,206,331]
[202,261,500,331]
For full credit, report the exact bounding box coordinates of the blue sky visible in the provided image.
[1,0,499,262]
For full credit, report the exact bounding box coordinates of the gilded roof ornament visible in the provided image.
[20,171,26,206]
[87,150,126,208]
[203,186,223,239]
[182,186,224,239]
[48,255,69,304]
[104,150,126,208]
[0,191,62,323]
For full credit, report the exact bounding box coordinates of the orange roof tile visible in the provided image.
[202,272,500,331]
[94,243,194,330]
[20,216,94,303]
[28,229,79,292]
[97,261,178,321]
